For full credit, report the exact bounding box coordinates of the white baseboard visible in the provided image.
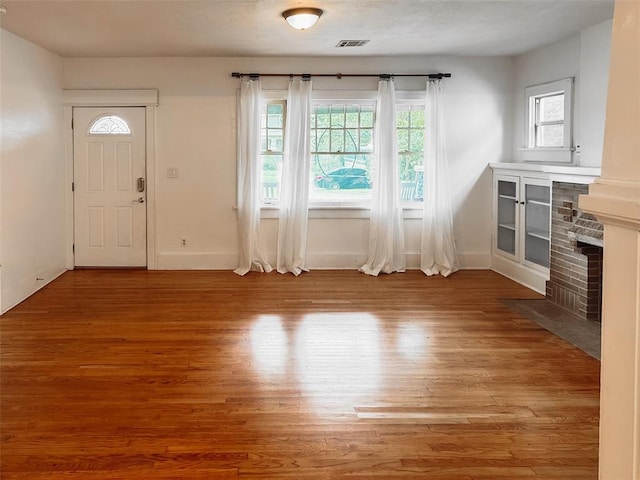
[490,254,548,294]
[1,264,66,315]
[156,251,491,272]
[457,252,492,270]
[156,252,238,270]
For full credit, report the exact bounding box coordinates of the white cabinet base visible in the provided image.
[491,254,548,295]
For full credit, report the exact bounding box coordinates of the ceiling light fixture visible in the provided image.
[282,7,323,30]
[0,5,7,14]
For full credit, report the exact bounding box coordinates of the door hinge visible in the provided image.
[71,182,75,192]
[71,118,74,129]
[72,244,75,253]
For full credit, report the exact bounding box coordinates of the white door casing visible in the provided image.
[73,107,147,267]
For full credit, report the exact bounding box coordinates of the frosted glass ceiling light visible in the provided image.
[282,7,323,30]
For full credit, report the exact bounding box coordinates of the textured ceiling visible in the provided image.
[0,0,614,58]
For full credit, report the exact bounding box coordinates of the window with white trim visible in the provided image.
[310,102,375,203]
[523,77,573,162]
[260,101,285,205]
[258,96,426,206]
[396,104,425,202]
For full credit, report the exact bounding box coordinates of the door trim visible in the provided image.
[64,90,158,270]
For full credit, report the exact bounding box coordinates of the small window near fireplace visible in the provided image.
[522,77,574,163]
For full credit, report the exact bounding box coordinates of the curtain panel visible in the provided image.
[360,79,406,276]
[234,79,273,276]
[277,79,313,275]
[420,80,460,277]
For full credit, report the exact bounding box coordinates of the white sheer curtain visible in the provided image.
[360,79,406,276]
[234,78,273,276]
[420,80,459,277]
[277,79,313,275]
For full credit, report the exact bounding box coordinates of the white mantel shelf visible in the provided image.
[490,162,601,184]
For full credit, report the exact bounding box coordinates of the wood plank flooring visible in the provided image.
[0,270,601,479]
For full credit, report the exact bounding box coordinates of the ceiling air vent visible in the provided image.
[336,40,369,48]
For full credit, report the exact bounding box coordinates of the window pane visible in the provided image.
[360,108,374,128]
[267,131,283,152]
[330,105,344,127]
[310,129,316,152]
[396,110,409,128]
[331,129,345,152]
[316,108,330,128]
[399,153,423,182]
[345,106,359,128]
[261,154,282,203]
[310,154,372,202]
[360,129,373,151]
[345,129,359,152]
[410,129,424,152]
[316,129,330,152]
[537,124,564,147]
[397,129,409,152]
[89,115,131,135]
[410,109,425,128]
[539,94,564,122]
[267,104,283,128]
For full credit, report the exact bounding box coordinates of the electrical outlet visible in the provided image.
[181,237,187,247]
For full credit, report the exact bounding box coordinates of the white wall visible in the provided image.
[0,29,66,313]
[579,19,613,167]
[64,55,513,271]
[511,20,612,166]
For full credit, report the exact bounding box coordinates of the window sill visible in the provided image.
[259,204,424,219]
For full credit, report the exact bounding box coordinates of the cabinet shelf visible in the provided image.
[527,199,550,207]
[498,223,516,231]
[525,228,550,241]
[499,194,517,201]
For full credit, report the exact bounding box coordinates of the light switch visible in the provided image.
[167,167,179,179]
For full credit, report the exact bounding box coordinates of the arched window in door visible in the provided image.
[88,115,131,135]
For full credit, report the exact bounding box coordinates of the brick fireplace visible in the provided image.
[546,182,604,322]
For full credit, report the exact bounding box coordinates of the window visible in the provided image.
[524,77,573,163]
[533,93,564,147]
[260,101,285,204]
[310,103,374,203]
[396,104,425,201]
[258,96,426,207]
[88,115,131,135]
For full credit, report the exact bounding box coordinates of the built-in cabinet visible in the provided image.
[492,168,551,293]
[495,174,551,269]
[490,163,600,294]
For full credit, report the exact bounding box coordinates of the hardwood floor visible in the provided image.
[0,270,600,479]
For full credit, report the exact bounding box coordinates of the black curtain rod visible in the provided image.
[231,72,451,80]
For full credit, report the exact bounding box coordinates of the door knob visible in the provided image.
[133,197,145,203]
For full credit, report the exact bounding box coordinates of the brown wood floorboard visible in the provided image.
[0,270,600,479]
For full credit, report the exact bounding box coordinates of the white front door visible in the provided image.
[73,107,147,267]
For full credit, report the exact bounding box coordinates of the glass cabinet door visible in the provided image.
[523,180,551,268]
[496,177,518,257]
